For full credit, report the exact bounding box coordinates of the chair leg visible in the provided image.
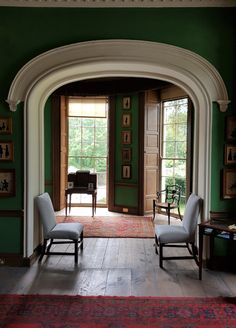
[159,243,163,268]
[39,239,47,262]
[74,240,78,263]
[153,200,156,221]
[155,235,159,254]
[80,231,83,250]
[178,206,182,221]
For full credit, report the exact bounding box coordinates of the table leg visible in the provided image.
[65,194,68,217]
[198,226,204,280]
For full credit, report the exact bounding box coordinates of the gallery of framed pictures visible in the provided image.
[0,169,15,197]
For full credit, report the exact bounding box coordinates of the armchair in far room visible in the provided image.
[153,184,182,225]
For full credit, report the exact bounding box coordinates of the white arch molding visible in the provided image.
[7,40,230,258]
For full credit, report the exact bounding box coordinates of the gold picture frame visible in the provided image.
[122,165,131,179]
[222,169,236,199]
[0,169,15,197]
[122,148,132,162]
[122,96,131,110]
[0,117,12,135]
[0,141,14,161]
[224,144,236,165]
[122,131,132,145]
[122,113,131,128]
[226,116,236,142]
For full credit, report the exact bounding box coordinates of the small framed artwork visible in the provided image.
[0,169,15,197]
[122,165,131,179]
[122,148,132,162]
[226,116,236,142]
[222,169,236,199]
[122,131,132,144]
[0,141,14,161]
[122,113,131,128]
[0,117,12,135]
[224,144,236,165]
[122,97,131,110]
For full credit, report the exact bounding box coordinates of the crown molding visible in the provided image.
[0,0,235,8]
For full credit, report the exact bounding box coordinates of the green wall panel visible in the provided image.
[0,218,22,253]
[115,186,138,207]
[0,6,235,255]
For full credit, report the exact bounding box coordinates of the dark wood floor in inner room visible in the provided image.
[0,208,236,297]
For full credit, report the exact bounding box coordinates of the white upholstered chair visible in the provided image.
[154,193,202,279]
[35,192,84,263]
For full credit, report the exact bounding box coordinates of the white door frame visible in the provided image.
[7,40,230,257]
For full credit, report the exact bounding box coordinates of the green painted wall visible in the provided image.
[0,7,235,255]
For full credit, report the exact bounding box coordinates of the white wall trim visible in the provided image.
[0,0,236,7]
[7,40,229,257]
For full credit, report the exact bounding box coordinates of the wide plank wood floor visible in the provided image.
[0,237,236,297]
[0,208,236,297]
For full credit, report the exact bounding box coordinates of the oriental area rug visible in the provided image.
[56,215,154,238]
[1,295,236,327]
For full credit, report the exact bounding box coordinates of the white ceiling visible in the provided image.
[0,0,235,8]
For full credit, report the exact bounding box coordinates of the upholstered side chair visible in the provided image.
[35,192,84,263]
[154,193,202,279]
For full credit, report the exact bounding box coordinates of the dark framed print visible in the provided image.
[0,169,15,196]
[226,116,236,142]
[122,148,132,162]
[222,169,236,199]
[224,144,236,165]
[0,141,14,161]
[122,165,131,179]
[122,97,131,110]
[0,117,12,135]
[122,131,131,144]
[122,113,131,127]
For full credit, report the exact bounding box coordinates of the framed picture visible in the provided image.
[224,144,236,165]
[226,116,236,142]
[122,97,131,110]
[122,131,131,144]
[122,113,131,128]
[122,148,132,162]
[122,165,131,179]
[0,117,12,135]
[0,141,14,161]
[0,169,15,197]
[222,169,236,199]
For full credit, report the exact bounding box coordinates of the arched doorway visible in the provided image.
[7,40,229,258]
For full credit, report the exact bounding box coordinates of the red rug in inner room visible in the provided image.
[56,215,154,238]
[1,295,236,328]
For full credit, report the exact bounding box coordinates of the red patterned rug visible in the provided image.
[56,215,154,238]
[1,295,236,327]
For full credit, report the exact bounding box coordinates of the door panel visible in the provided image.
[144,90,160,213]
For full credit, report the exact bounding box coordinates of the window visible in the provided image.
[161,98,188,214]
[68,97,108,205]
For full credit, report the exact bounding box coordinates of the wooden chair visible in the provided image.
[154,193,202,279]
[153,184,182,224]
[35,192,84,263]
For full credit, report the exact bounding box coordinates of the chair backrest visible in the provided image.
[183,193,201,240]
[35,192,56,237]
[165,184,182,205]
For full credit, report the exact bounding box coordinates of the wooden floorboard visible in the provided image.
[0,237,236,296]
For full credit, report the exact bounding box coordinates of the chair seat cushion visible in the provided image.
[47,222,84,240]
[155,225,191,243]
[155,202,178,209]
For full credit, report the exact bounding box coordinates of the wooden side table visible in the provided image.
[198,220,236,280]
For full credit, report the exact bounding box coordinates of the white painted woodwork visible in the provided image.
[6,39,230,257]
